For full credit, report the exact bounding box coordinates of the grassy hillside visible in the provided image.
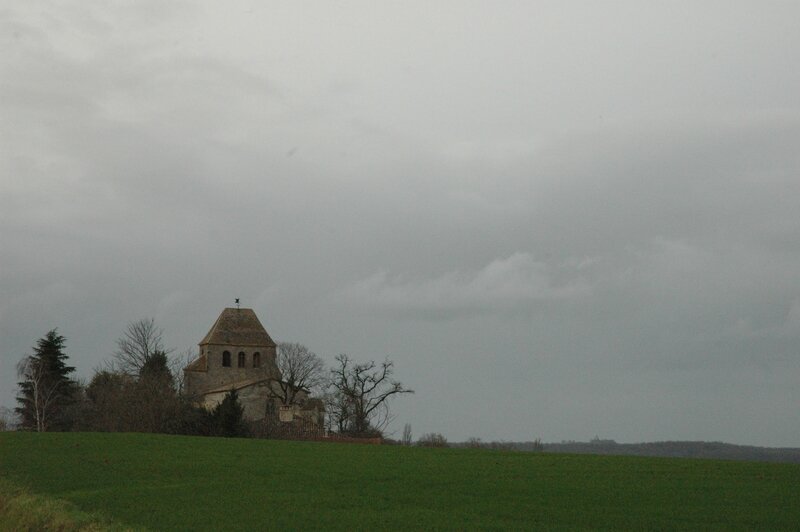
[1,432,798,530]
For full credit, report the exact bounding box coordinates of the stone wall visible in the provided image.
[201,380,279,420]
[185,343,278,398]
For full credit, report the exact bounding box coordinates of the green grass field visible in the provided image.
[1,432,798,530]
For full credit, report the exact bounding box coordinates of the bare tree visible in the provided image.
[171,347,196,394]
[17,356,62,432]
[328,354,413,436]
[466,437,484,449]
[269,342,326,406]
[417,433,448,447]
[113,318,172,375]
[402,423,413,446]
[0,407,19,431]
[322,389,352,434]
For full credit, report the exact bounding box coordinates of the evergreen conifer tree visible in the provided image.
[16,329,78,431]
[139,350,174,388]
[213,389,247,437]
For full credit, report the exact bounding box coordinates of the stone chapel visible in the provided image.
[183,307,323,425]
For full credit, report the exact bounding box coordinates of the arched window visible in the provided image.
[238,351,246,368]
[253,352,261,368]
[222,351,231,367]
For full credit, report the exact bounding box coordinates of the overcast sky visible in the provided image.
[2,1,799,446]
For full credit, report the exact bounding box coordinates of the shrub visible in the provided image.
[466,437,484,449]
[417,433,448,447]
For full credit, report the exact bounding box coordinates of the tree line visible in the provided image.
[12,320,412,440]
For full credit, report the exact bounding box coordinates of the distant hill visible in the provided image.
[520,439,800,463]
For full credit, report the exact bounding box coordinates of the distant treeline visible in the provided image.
[455,439,800,463]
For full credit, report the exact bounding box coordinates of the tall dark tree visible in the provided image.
[212,389,248,437]
[84,370,135,432]
[16,329,78,432]
[139,350,175,387]
[83,366,208,436]
[82,350,181,434]
[134,350,180,432]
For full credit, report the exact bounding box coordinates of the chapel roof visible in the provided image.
[184,354,207,372]
[199,308,276,347]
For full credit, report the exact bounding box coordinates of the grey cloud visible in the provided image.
[339,253,592,318]
[2,1,800,446]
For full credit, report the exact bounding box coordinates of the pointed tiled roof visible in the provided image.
[200,308,276,347]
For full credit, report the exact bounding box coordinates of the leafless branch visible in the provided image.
[327,353,413,435]
[268,342,326,405]
[17,356,63,432]
[113,318,173,375]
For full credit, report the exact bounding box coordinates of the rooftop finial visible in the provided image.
[235,298,240,309]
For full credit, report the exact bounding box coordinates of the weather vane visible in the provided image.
[235,298,240,309]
